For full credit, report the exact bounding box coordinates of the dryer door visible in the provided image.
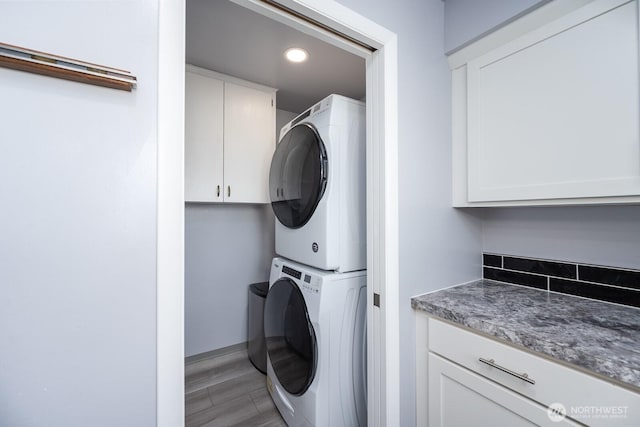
[264,277,317,396]
[269,123,327,229]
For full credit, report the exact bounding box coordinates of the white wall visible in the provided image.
[0,2,158,426]
[184,108,294,357]
[444,0,548,53]
[333,0,483,425]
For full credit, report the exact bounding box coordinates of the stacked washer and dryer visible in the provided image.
[264,95,367,427]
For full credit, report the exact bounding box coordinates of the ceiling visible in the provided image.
[186,0,366,113]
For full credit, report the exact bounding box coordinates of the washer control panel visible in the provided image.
[278,261,321,294]
[301,274,320,294]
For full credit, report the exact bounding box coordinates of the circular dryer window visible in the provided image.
[264,278,317,396]
[269,124,327,229]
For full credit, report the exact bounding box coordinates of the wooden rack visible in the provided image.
[0,42,137,91]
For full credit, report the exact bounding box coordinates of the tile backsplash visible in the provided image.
[483,253,640,308]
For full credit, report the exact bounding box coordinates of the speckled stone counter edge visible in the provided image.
[411,279,640,391]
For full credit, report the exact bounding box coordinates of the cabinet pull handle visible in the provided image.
[217,185,220,198]
[227,186,230,198]
[478,357,535,385]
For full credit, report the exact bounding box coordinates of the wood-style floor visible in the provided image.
[185,347,287,427]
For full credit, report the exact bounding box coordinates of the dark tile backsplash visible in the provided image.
[549,278,640,309]
[483,254,502,268]
[483,253,640,308]
[578,265,640,291]
[484,267,547,290]
[503,256,576,279]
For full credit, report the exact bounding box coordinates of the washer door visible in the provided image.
[264,277,317,396]
[269,123,327,229]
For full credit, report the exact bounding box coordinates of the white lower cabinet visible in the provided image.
[416,315,640,427]
[428,353,578,426]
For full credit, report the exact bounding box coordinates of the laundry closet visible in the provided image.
[184,1,366,425]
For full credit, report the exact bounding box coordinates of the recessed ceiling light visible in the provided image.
[284,48,308,63]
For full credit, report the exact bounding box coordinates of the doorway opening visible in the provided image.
[184,0,366,356]
[156,1,399,426]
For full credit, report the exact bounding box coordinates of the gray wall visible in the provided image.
[444,0,548,53]
[0,1,158,426]
[276,108,299,136]
[481,207,640,269]
[335,0,484,425]
[184,108,295,357]
[445,0,640,271]
[184,204,276,356]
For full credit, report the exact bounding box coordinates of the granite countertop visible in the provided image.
[411,279,640,390]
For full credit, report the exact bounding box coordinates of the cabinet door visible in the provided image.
[466,0,640,202]
[185,71,224,202]
[223,82,275,203]
[428,353,580,427]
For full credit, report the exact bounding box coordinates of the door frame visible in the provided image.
[156,0,399,425]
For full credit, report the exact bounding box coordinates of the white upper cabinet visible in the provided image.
[185,71,224,202]
[185,65,276,203]
[450,0,640,206]
[223,82,275,204]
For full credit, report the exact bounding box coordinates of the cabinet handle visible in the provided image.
[227,186,230,198]
[478,357,535,385]
[217,185,220,198]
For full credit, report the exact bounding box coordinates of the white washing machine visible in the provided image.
[269,94,366,272]
[264,257,366,427]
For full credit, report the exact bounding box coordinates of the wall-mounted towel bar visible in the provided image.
[0,42,137,91]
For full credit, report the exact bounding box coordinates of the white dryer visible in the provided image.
[269,95,365,272]
[264,257,366,427]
